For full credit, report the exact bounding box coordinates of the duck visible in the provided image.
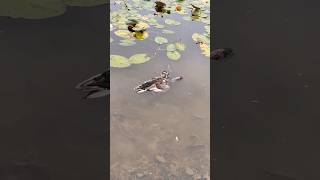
[134,71,183,94]
[76,70,109,99]
[211,48,234,61]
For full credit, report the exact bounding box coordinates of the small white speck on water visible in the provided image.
[175,136,180,142]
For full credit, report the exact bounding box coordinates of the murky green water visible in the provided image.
[110,0,210,179]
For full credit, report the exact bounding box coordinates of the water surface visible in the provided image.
[110,0,210,179]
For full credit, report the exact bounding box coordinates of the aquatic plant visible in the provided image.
[110,0,210,68]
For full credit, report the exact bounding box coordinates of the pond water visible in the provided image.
[110,0,210,179]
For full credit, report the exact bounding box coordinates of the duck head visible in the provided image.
[161,71,169,79]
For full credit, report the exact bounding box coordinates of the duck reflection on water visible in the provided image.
[76,69,109,99]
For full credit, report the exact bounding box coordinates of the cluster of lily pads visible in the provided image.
[0,0,106,19]
[110,0,210,68]
[110,53,151,68]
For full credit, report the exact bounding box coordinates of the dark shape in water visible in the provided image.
[211,48,234,61]
[127,19,138,32]
[76,70,109,99]
[154,1,170,17]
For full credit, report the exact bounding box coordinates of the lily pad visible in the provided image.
[147,18,158,25]
[129,53,151,64]
[162,29,175,34]
[154,36,168,44]
[167,51,181,60]
[192,33,209,44]
[110,55,130,68]
[166,44,176,52]
[175,42,186,51]
[154,24,165,29]
[119,39,136,46]
[64,0,107,7]
[114,30,132,39]
[133,31,149,40]
[199,43,210,57]
[182,16,192,21]
[165,19,181,25]
[132,21,150,31]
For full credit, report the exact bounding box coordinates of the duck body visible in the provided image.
[76,70,109,99]
[134,71,182,94]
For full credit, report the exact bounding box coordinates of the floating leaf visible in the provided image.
[162,29,175,34]
[166,44,176,52]
[199,43,210,57]
[147,18,158,25]
[154,24,165,29]
[192,33,209,44]
[129,53,151,64]
[182,16,192,21]
[154,36,168,44]
[204,25,210,33]
[114,30,132,39]
[165,19,181,25]
[167,51,181,60]
[119,39,136,46]
[110,55,130,68]
[133,31,149,40]
[132,21,150,31]
[175,42,186,51]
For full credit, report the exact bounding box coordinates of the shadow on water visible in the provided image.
[0,6,107,180]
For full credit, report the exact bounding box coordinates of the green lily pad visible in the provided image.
[167,51,181,60]
[204,25,210,33]
[154,24,165,29]
[192,33,209,44]
[166,44,176,52]
[154,36,168,44]
[201,19,210,25]
[119,39,136,46]
[175,42,186,51]
[0,0,66,19]
[129,53,151,64]
[162,29,175,34]
[110,55,130,68]
[114,30,132,39]
[133,31,149,40]
[64,0,106,7]
[147,18,158,25]
[199,43,210,57]
[182,16,192,21]
[165,19,181,25]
